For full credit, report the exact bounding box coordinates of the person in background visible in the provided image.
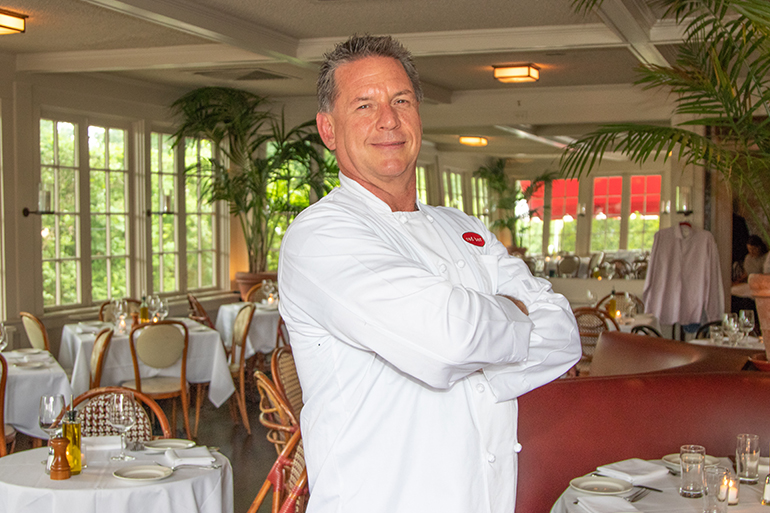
[735,235,769,283]
[278,35,580,513]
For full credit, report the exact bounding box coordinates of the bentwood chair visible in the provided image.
[255,371,299,454]
[187,293,215,330]
[229,303,256,434]
[586,251,605,277]
[276,317,289,349]
[98,298,141,323]
[246,283,269,303]
[572,307,620,376]
[271,346,303,419]
[73,386,172,440]
[247,429,309,513]
[631,324,663,337]
[596,292,644,317]
[0,355,16,456]
[89,328,114,389]
[608,258,634,279]
[556,255,580,278]
[122,320,191,440]
[19,312,50,352]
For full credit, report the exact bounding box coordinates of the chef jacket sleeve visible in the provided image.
[477,235,581,402]
[278,205,535,390]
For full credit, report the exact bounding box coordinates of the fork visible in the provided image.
[625,488,651,502]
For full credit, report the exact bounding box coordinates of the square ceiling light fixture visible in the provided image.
[0,8,27,34]
[459,136,488,147]
[493,64,540,83]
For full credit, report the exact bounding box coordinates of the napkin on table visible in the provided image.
[576,496,639,513]
[75,322,106,334]
[597,458,669,484]
[166,447,215,467]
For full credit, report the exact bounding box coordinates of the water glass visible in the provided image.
[107,393,136,461]
[709,325,723,346]
[156,298,169,321]
[736,434,760,483]
[680,444,706,498]
[703,466,730,513]
[739,310,755,342]
[148,295,161,322]
[39,394,66,473]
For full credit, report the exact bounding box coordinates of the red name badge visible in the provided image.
[462,232,485,247]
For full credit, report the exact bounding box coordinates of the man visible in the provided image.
[278,35,580,513]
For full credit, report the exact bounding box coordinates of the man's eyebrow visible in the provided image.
[351,89,415,103]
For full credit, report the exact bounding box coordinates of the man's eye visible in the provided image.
[357,104,369,110]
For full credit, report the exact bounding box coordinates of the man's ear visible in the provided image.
[316,112,336,151]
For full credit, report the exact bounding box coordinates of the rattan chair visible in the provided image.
[0,355,16,456]
[89,328,114,389]
[255,371,299,454]
[557,255,580,277]
[247,429,308,513]
[98,298,141,323]
[271,346,303,419]
[19,312,50,352]
[608,258,634,279]
[73,386,172,440]
[246,283,272,303]
[586,251,605,277]
[596,292,644,317]
[572,307,620,376]
[187,293,215,329]
[229,303,256,434]
[631,324,663,337]
[122,320,191,439]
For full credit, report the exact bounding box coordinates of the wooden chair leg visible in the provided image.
[32,437,43,448]
[171,399,177,438]
[181,392,192,441]
[237,375,251,435]
[194,383,205,438]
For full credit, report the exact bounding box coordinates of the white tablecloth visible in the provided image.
[215,302,281,356]
[58,319,235,407]
[2,351,73,438]
[688,336,764,351]
[552,458,764,513]
[0,447,233,513]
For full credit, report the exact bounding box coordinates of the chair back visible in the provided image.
[255,371,299,454]
[609,258,634,279]
[271,346,303,418]
[587,251,604,276]
[572,307,619,375]
[276,317,289,348]
[89,328,114,389]
[247,283,268,303]
[231,303,256,371]
[0,355,8,457]
[128,321,188,392]
[187,293,215,329]
[99,299,141,322]
[73,386,172,439]
[19,312,49,351]
[630,324,662,337]
[556,255,580,277]
[247,429,309,513]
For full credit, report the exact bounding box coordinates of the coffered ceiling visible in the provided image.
[0,0,682,161]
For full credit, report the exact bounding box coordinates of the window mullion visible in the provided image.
[79,121,91,306]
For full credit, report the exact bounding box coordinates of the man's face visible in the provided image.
[316,56,422,191]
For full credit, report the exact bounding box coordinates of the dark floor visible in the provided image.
[16,395,277,513]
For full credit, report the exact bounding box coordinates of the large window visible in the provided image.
[184,138,217,291]
[548,179,578,254]
[628,174,661,252]
[516,180,544,254]
[442,170,464,211]
[150,132,178,293]
[591,176,623,252]
[471,176,489,227]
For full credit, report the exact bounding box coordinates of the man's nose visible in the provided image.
[378,104,400,130]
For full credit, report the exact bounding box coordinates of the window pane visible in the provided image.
[40,120,55,166]
[60,215,78,258]
[42,261,56,307]
[91,258,108,301]
[91,215,107,256]
[88,126,106,169]
[591,176,622,252]
[109,173,126,214]
[187,252,198,289]
[60,260,79,304]
[59,169,77,213]
[108,128,125,171]
[110,215,127,254]
[201,251,214,288]
[549,179,578,254]
[57,122,77,168]
[110,257,127,299]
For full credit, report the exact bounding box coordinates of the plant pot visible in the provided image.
[748,274,770,359]
[235,271,278,301]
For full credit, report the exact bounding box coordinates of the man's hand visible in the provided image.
[499,295,529,316]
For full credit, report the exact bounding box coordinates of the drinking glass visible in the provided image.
[107,393,136,461]
[703,466,730,513]
[680,444,706,498]
[156,298,169,321]
[722,314,740,346]
[148,295,161,322]
[738,310,755,344]
[39,394,66,473]
[736,433,760,484]
[709,325,724,346]
[0,322,8,352]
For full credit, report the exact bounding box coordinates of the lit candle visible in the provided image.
[267,294,275,305]
[117,317,127,335]
[728,478,739,505]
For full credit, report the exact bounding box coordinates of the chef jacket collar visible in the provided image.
[338,172,423,214]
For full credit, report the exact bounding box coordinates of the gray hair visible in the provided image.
[317,34,423,113]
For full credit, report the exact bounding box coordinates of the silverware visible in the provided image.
[154,461,222,471]
[625,488,651,503]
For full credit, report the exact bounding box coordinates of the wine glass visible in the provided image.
[722,313,740,346]
[0,322,8,352]
[107,393,136,461]
[148,295,161,322]
[156,298,169,321]
[39,394,65,471]
[739,310,755,344]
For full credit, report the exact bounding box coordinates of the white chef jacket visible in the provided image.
[278,173,580,513]
[643,224,724,325]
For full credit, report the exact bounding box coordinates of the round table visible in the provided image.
[0,447,234,513]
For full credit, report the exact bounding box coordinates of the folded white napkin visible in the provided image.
[166,447,215,467]
[597,458,669,484]
[576,496,639,513]
[75,322,107,334]
[83,435,122,452]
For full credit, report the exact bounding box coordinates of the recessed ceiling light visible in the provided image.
[459,136,488,147]
[0,8,27,35]
[493,64,540,83]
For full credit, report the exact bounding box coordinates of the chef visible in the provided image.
[278,34,581,513]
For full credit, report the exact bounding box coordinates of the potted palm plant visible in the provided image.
[170,87,338,297]
[561,0,770,342]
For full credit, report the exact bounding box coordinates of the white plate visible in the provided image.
[12,361,46,369]
[14,348,46,355]
[662,453,719,470]
[569,476,633,495]
[144,439,196,451]
[113,465,172,481]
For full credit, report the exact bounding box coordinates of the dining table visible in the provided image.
[615,313,661,334]
[0,445,233,513]
[551,457,767,513]
[215,302,282,357]
[57,318,235,407]
[688,335,764,351]
[2,350,73,438]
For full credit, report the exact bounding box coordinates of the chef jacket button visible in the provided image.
[426,214,434,222]
[514,443,522,453]
[476,383,485,393]
[399,215,408,224]
[487,453,496,463]
[457,260,465,268]
[439,263,447,273]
